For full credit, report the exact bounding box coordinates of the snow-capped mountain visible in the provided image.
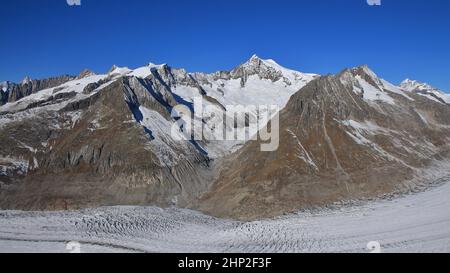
[0,57,449,220]
[21,76,32,85]
[1,55,316,158]
[95,54,318,110]
[400,79,450,104]
[0,55,318,211]
[198,66,450,219]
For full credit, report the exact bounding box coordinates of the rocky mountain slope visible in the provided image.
[197,66,450,219]
[0,56,316,211]
[1,57,449,220]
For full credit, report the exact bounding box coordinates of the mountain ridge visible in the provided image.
[400,78,450,104]
[196,65,450,219]
[1,56,449,220]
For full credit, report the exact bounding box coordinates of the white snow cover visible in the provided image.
[355,76,395,105]
[200,57,317,109]
[343,66,413,105]
[0,171,449,253]
[127,66,152,78]
[380,79,414,101]
[400,79,450,104]
[0,74,109,113]
[108,66,132,76]
[167,56,318,158]
[138,106,197,166]
[127,63,166,78]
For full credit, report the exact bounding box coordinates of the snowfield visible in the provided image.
[1,174,450,253]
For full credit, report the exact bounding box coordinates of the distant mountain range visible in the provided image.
[400,79,450,104]
[1,56,449,220]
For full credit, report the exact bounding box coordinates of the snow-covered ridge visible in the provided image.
[400,79,450,104]
[0,56,319,159]
[2,59,448,160]
[339,65,413,105]
[227,54,318,92]
[102,55,318,96]
[0,56,318,119]
[0,74,110,113]
[4,57,448,113]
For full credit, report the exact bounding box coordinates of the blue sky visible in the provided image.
[1,0,449,92]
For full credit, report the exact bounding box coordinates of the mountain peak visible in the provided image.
[148,62,166,68]
[351,65,377,77]
[400,78,434,92]
[242,54,263,66]
[400,78,449,104]
[108,65,119,73]
[249,54,261,61]
[401,78,414,84]
[108,65,131,75]
[399,78,447,94]
[0,81,11,92]
[345,65,382,87]
[77,69,96,79]
[230,55,318,88]
[400,78,422,88]
[21,76,32,85]
[240,55,289,72]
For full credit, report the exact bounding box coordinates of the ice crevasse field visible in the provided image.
[0,171,449,253]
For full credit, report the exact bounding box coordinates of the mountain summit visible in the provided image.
[400,79,449,104]
[230,55,318,89]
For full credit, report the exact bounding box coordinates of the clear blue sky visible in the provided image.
[1,0,449,92]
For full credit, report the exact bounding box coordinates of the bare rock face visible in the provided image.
[1,75,76,105]
[197,67,450,220]
[0,77,211,211]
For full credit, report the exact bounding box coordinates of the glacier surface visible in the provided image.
[0,174,449,253]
